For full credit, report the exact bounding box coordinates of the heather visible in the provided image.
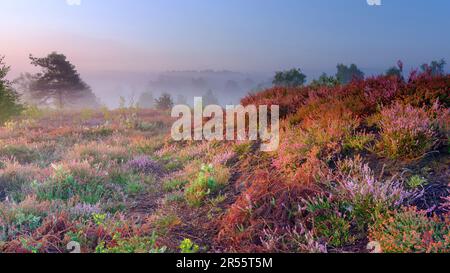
[0,71,448,253]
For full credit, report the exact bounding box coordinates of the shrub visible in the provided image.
[402,73,450,107]
[343,132,375,152]
[179,238,200,253]
[125,156,164,177]
[69,142,130,165]
[34,164,108,204]
[63,160,102,184]
[361,76,402,110]
[233,142,253,159]
[259,226,328,253]
[274,103,359,184]
[13,212,42,233]
[81,126,114,140]
[132,136,164,155]
[185,164,230,207]
[0,56,23,125]
[241,86,309,118]
[69,203,101,219]
[154,93,174,111]
[304,156,416,247]
[332,156,414,214]
[304,195,354,247]
[154,214,182,234]
[95,232,166,253]
[0,162,40,202]
[369,208,450,253]
[163,180,188,192]
[272,68,307,88]
[376,102,438,159]
[125,180,144,196]
[0,144,41,165]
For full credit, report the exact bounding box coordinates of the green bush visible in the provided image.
[179,238,200,253]
[34,165,108,204]
[0,56,23,125]
[407,175,428,189]
[185,164,229,207]
[163,180,188,192]
[343,132,375,151]
[96,232,167,253]
[369,208,450,253]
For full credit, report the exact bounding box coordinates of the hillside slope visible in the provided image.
[0,71,448,253]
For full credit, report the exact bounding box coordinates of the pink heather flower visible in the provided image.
[70,203,101,218]
[335,157,417,207]
[125,156,164,176]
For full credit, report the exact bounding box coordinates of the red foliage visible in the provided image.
[403,73,450,107]
[2,213,74,253]
[217,168,319,252]
[218,71,449,252]
[241,87,309,118]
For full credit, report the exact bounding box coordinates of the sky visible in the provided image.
[1,0,449,79]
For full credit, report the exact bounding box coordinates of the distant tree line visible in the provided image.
[272,59,447,88]
[0,51,447,126]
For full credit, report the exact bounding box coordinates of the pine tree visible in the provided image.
[27,52,99,108]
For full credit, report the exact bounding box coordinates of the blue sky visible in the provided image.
[1,0,449,76]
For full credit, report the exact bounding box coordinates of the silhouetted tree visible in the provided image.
[421,59,446,76]
[26,52,99,108]
[336,64,364,84]
[310,73,339,88]
[155,93,174,110]
[385,61,404,80]
[0,56,23,124]
[273,68,307,87]
[138,91,154,108]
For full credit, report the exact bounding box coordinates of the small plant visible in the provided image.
[155,214,182,234]
[376,102,438,160]
[185,164,230,207]
[96,232,167,253]
[304,195,355,247]
[369,208,450,253]
[92,213,107,226]
[163,179,188,192]
[34,165,107,204]
[343,132,375,151]
[125,180,144,195]
[179,238,200,253]
[69,143,130,165]
[20,238,42,254]
[14,212,42,232]
[233,142,252,159]
[0,161,39,202]
[407,175,428,189]
[125,156,164,176]
[0,144,41,165]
